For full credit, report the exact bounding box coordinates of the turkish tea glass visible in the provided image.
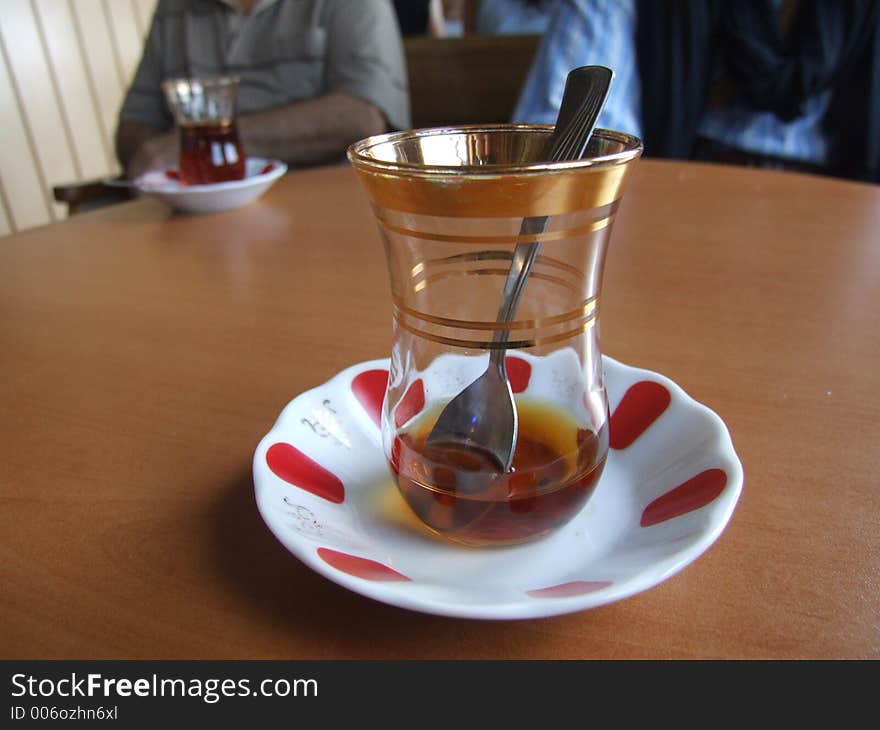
[348,125,642,546]
[162,76,246,184]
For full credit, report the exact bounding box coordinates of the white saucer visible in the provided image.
[252,356,743,620]
[135,157,286,213]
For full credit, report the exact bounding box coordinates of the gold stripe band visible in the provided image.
[392,297,596,331]
[407,251,590,296]
[394,316,596,350]
[408,250,587,282]
[375,213,614,245]
[413,266,579,295]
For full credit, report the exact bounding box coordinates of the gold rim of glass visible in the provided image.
[347,124,643,177]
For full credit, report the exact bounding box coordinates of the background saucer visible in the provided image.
[253,355,743,620]
[135,157,286,214]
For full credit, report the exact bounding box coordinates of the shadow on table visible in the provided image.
[209,468,540,657]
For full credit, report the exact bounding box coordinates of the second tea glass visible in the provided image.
[162,76,246,185]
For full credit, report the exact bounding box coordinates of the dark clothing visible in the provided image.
[393,0,430,36]
[636,0,880,182]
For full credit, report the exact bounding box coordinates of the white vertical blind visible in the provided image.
[0,0,157,236]
[1,0,78,222]
[0,27,53,232]
[35,0,117,178]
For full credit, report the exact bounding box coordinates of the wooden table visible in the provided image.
[2,160,878,659]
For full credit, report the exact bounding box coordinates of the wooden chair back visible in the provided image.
[403,34,542,128]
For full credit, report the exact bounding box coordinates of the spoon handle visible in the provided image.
[490,66,612,368]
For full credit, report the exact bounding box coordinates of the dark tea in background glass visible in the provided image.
[162,76,246,185]
[178,120,245,184]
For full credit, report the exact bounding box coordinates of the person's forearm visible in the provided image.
[115,91,388,176]
[237,91,388,166]
[115,120,170,176]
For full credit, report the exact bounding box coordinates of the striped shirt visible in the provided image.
[512,0,829,165]
[120,0,410,132]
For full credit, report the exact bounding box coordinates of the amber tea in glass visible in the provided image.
[177,120,244,184]
[392,398,608,546]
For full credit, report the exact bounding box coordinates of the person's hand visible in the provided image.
[126,131,178,180]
